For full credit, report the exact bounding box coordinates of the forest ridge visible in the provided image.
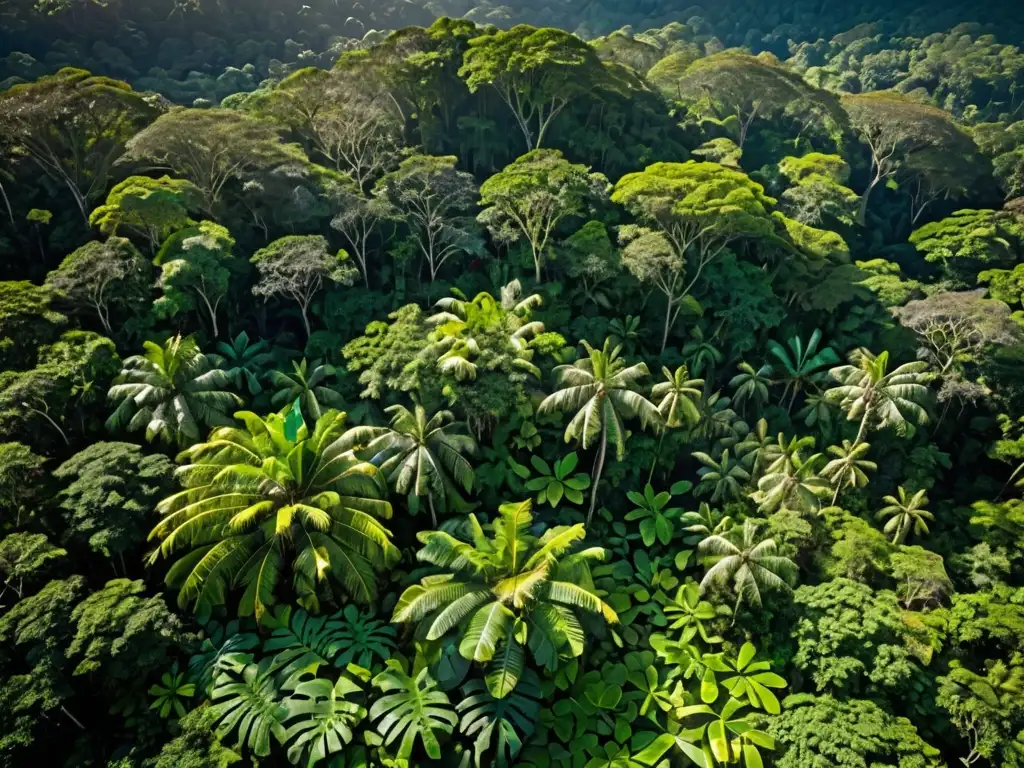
[1,1,1024,767]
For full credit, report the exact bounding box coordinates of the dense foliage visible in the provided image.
[2,1,1024,767]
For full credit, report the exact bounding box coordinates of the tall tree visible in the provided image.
[106,335,240,447]
[45,237,150,336]
[538,339,661,523]
[459,26,609,151]
[149,409,398,618]
[612,162,775,351]
[53,442,175,572]
[352,403,477,525]
[88,176,201,254]
[258,67,403,190]
[826,348,932,444]
[0,68,158,224]
[909,209,1024,289]
[374,155,483,291]
[329,183,396,288]
[251,235,358,339]
[121,108,308,216]
[478,150,607,284]
[894,291,1021,402]
[392,499,616,698]
[675,51,848,150]
[842,92,985,225]
[153,221,236,338]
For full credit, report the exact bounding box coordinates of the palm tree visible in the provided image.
[352,402,477,526]
[698,519,798,620]
[649,364,704,481]
[682,325,724,386]
[211,330,274,397]
[821,440,877,505]
[796,392,839,442]
[392,499,616,698]
[268,358,344,421]
[729,362,773,413]
[106,335,241,447]
[751,448,829,515]
[691,392,744,444]
[149,409,398,619]
[693,449,751,503]
[609,315,642,356]
[735,418,780,477]
[768,329,839,412]
[877,487,933,544]
[652,365,704,429]
[826,349,931,445]
[538,339,661,524]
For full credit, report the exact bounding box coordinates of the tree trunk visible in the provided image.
[648,428,667,485]
[300,302,311,340]
[427,494,438,528]
[200,292,219,338]
[661,295,674,354]
[587,421,608,526]
[856,175,881,226]
[0,178,14,227]
[853,403,873,445]
[61,706,86,730]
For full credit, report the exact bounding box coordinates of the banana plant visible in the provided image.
[525,452,591,507]
[624,481,690,547]
[699,642,788,714]
[369,660,458,761]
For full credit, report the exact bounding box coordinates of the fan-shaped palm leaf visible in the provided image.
[392,499,615,699]
[353,402,477,525]
[106,335,241,446]
[698,519,797,620]
[768,328,839,412]
[268,359,345,422]
[826,348,931,444]
[877,486,933,544]
[729,362,773,413]
[821,440,877,505]
[149,409,398,620]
